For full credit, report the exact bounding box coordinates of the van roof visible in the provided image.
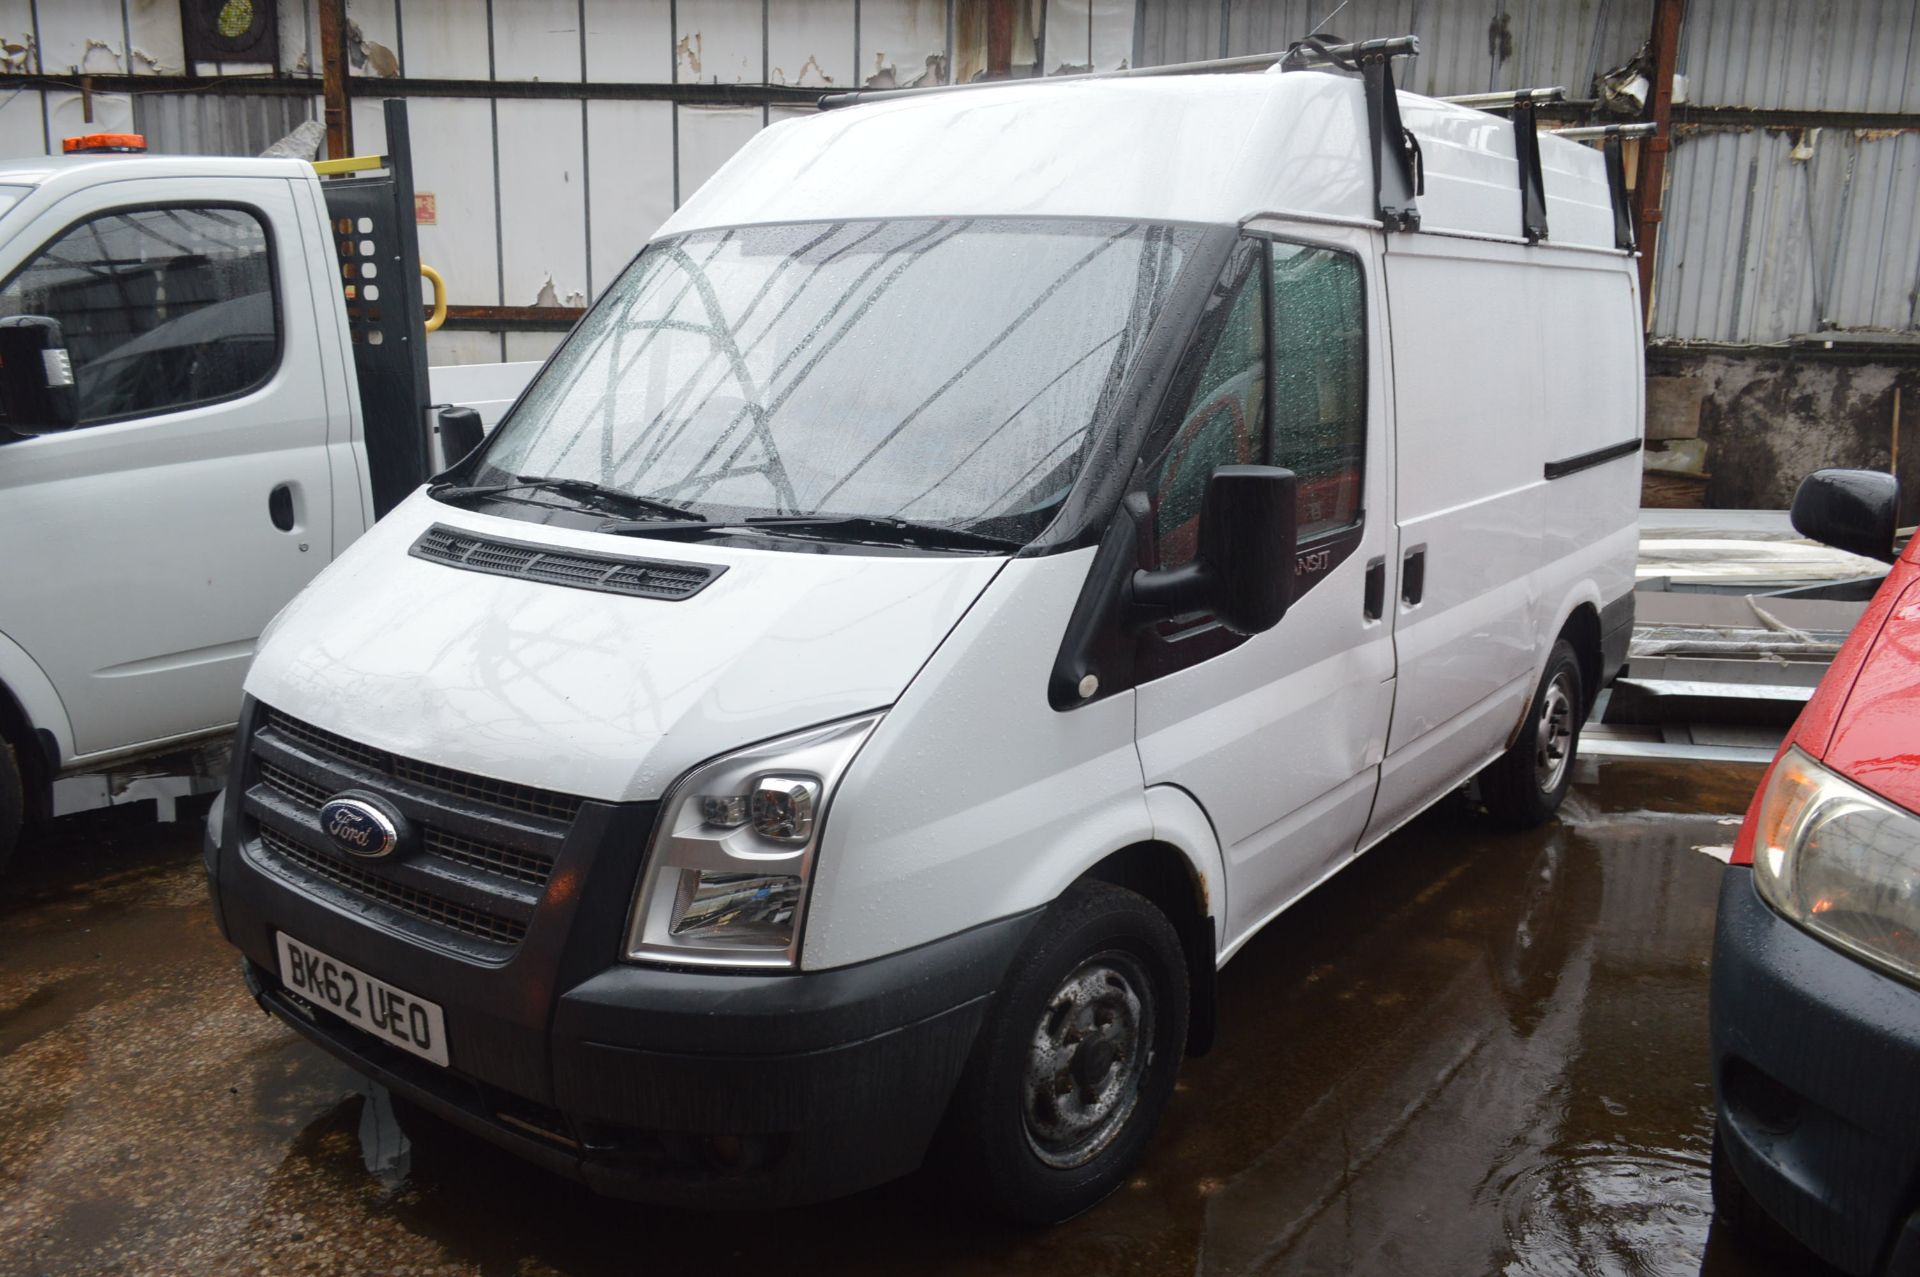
[663,69,1620,252]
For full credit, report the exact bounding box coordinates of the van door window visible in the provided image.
[0,205,278,424]
[1149,265,1266,569]
[1269,243,1366,541]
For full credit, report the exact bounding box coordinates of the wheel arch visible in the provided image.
[1076,789,1224,1056]
[0,632,72,821]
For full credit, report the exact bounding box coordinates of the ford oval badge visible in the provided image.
[318,792,408,860]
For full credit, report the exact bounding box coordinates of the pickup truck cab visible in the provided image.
[0,116,531,869]
[206,48,1645,1220]
[1712,469,1920,1275]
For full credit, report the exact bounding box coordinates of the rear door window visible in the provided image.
[0,205,278,424]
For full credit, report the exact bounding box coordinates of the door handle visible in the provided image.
[1364,556,1386,620]
[269,483,295,532]
[1401,544,1427,607]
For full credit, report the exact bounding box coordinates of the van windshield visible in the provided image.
[471,218,1199,544]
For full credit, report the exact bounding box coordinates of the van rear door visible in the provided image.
[1133,221,1396,950]
[0,176,339,759]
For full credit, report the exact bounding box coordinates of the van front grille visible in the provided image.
[410,523,725,603]
[242,706,577,959]
[256,826,528,948]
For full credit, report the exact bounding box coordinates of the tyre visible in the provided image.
[942,881,1189,1224]
[1479,639,1584,830]
[0,740,22,877]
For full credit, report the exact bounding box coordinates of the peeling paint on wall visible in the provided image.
[530,276,586,308]
[0,37,33,75]
[676,32,702,79]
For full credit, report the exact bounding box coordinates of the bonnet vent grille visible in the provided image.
[410,524,725,601]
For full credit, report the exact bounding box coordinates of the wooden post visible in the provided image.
[319,0,352,160]
[1632,0,1684,330]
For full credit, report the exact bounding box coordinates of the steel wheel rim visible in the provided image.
[1021,950,1155,1170]
[1535,672,1576,794]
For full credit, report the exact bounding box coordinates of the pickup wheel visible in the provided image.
[1479,639,1584,830]
[942,880,1188,1224]
[0,740,23,876]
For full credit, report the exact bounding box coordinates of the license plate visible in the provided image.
[275,933,449,1067]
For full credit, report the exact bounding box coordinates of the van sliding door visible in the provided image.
[1361,234,1550,845]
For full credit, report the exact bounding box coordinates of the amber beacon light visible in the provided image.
[62,133,147,154]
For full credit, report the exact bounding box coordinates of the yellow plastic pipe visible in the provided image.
[419,263,447,333]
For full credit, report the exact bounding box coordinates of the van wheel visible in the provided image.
[0,741,23,876]
[943,881,1188,1224]
[1479,639,1584,829]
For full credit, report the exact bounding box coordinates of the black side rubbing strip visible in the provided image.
[410,524,726,601]
[1544,438,1643,481]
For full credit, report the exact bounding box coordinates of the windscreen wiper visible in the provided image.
[598,513,1019,553]
[432,474,706,522]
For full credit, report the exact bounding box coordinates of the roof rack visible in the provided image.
[821,35,1429,236]
[1279,35,1424,232]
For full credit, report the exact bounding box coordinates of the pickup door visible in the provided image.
[0,175,341,761]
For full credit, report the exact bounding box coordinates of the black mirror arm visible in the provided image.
[1128,560,1217,625]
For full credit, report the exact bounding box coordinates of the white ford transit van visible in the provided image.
[207,44,1643,1221]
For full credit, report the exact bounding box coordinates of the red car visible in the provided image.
[1712,468,1920,1274]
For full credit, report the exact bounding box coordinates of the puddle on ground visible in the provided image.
[0,764,1799,1276]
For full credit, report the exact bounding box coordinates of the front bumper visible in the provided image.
[1711,866,1920,1275]
[231,887,1038,1208]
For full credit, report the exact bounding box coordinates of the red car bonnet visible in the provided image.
[1731,540,1920,866]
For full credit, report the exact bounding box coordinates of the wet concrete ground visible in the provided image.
[0,761,1812,1276]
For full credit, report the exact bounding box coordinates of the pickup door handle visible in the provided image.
[1364,556,1386,620]
[1401,545,1427,607]
[268,484,295,532]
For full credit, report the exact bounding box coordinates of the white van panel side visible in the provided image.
[0,629,74,764]
[803,551,1152,972]
[1368,235,1639,845]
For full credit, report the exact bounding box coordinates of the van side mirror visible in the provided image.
[437,405,485,466]
[1132,465,1298,636]
[0,315,79,436]
[1791,468,1899,562]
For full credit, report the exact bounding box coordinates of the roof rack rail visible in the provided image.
[1550,122,1657,140]
[1280,35,1424,232]
[816,49,1288,111]
[1440,87,1567,109]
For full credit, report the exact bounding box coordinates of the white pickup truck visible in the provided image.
[0,107,535,869]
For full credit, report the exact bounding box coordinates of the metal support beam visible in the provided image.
[318,0,351,161]
[1632,0,1684,329]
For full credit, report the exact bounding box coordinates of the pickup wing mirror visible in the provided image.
[1133,465,1298,636]
[1791,468,1900,562]
[0,315,79,437]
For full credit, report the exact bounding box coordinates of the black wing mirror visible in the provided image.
[437,405,485,467]
[0,315,79,437]
[1791,468,1900,562]
[1132,465,1298,636]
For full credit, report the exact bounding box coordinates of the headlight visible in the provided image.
[625,713,882,969]
[1752,746,1920,983]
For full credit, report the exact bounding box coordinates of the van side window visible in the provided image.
[0,205,278,425]
[1269,243,1366,541]
[1150,267,1266,569]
